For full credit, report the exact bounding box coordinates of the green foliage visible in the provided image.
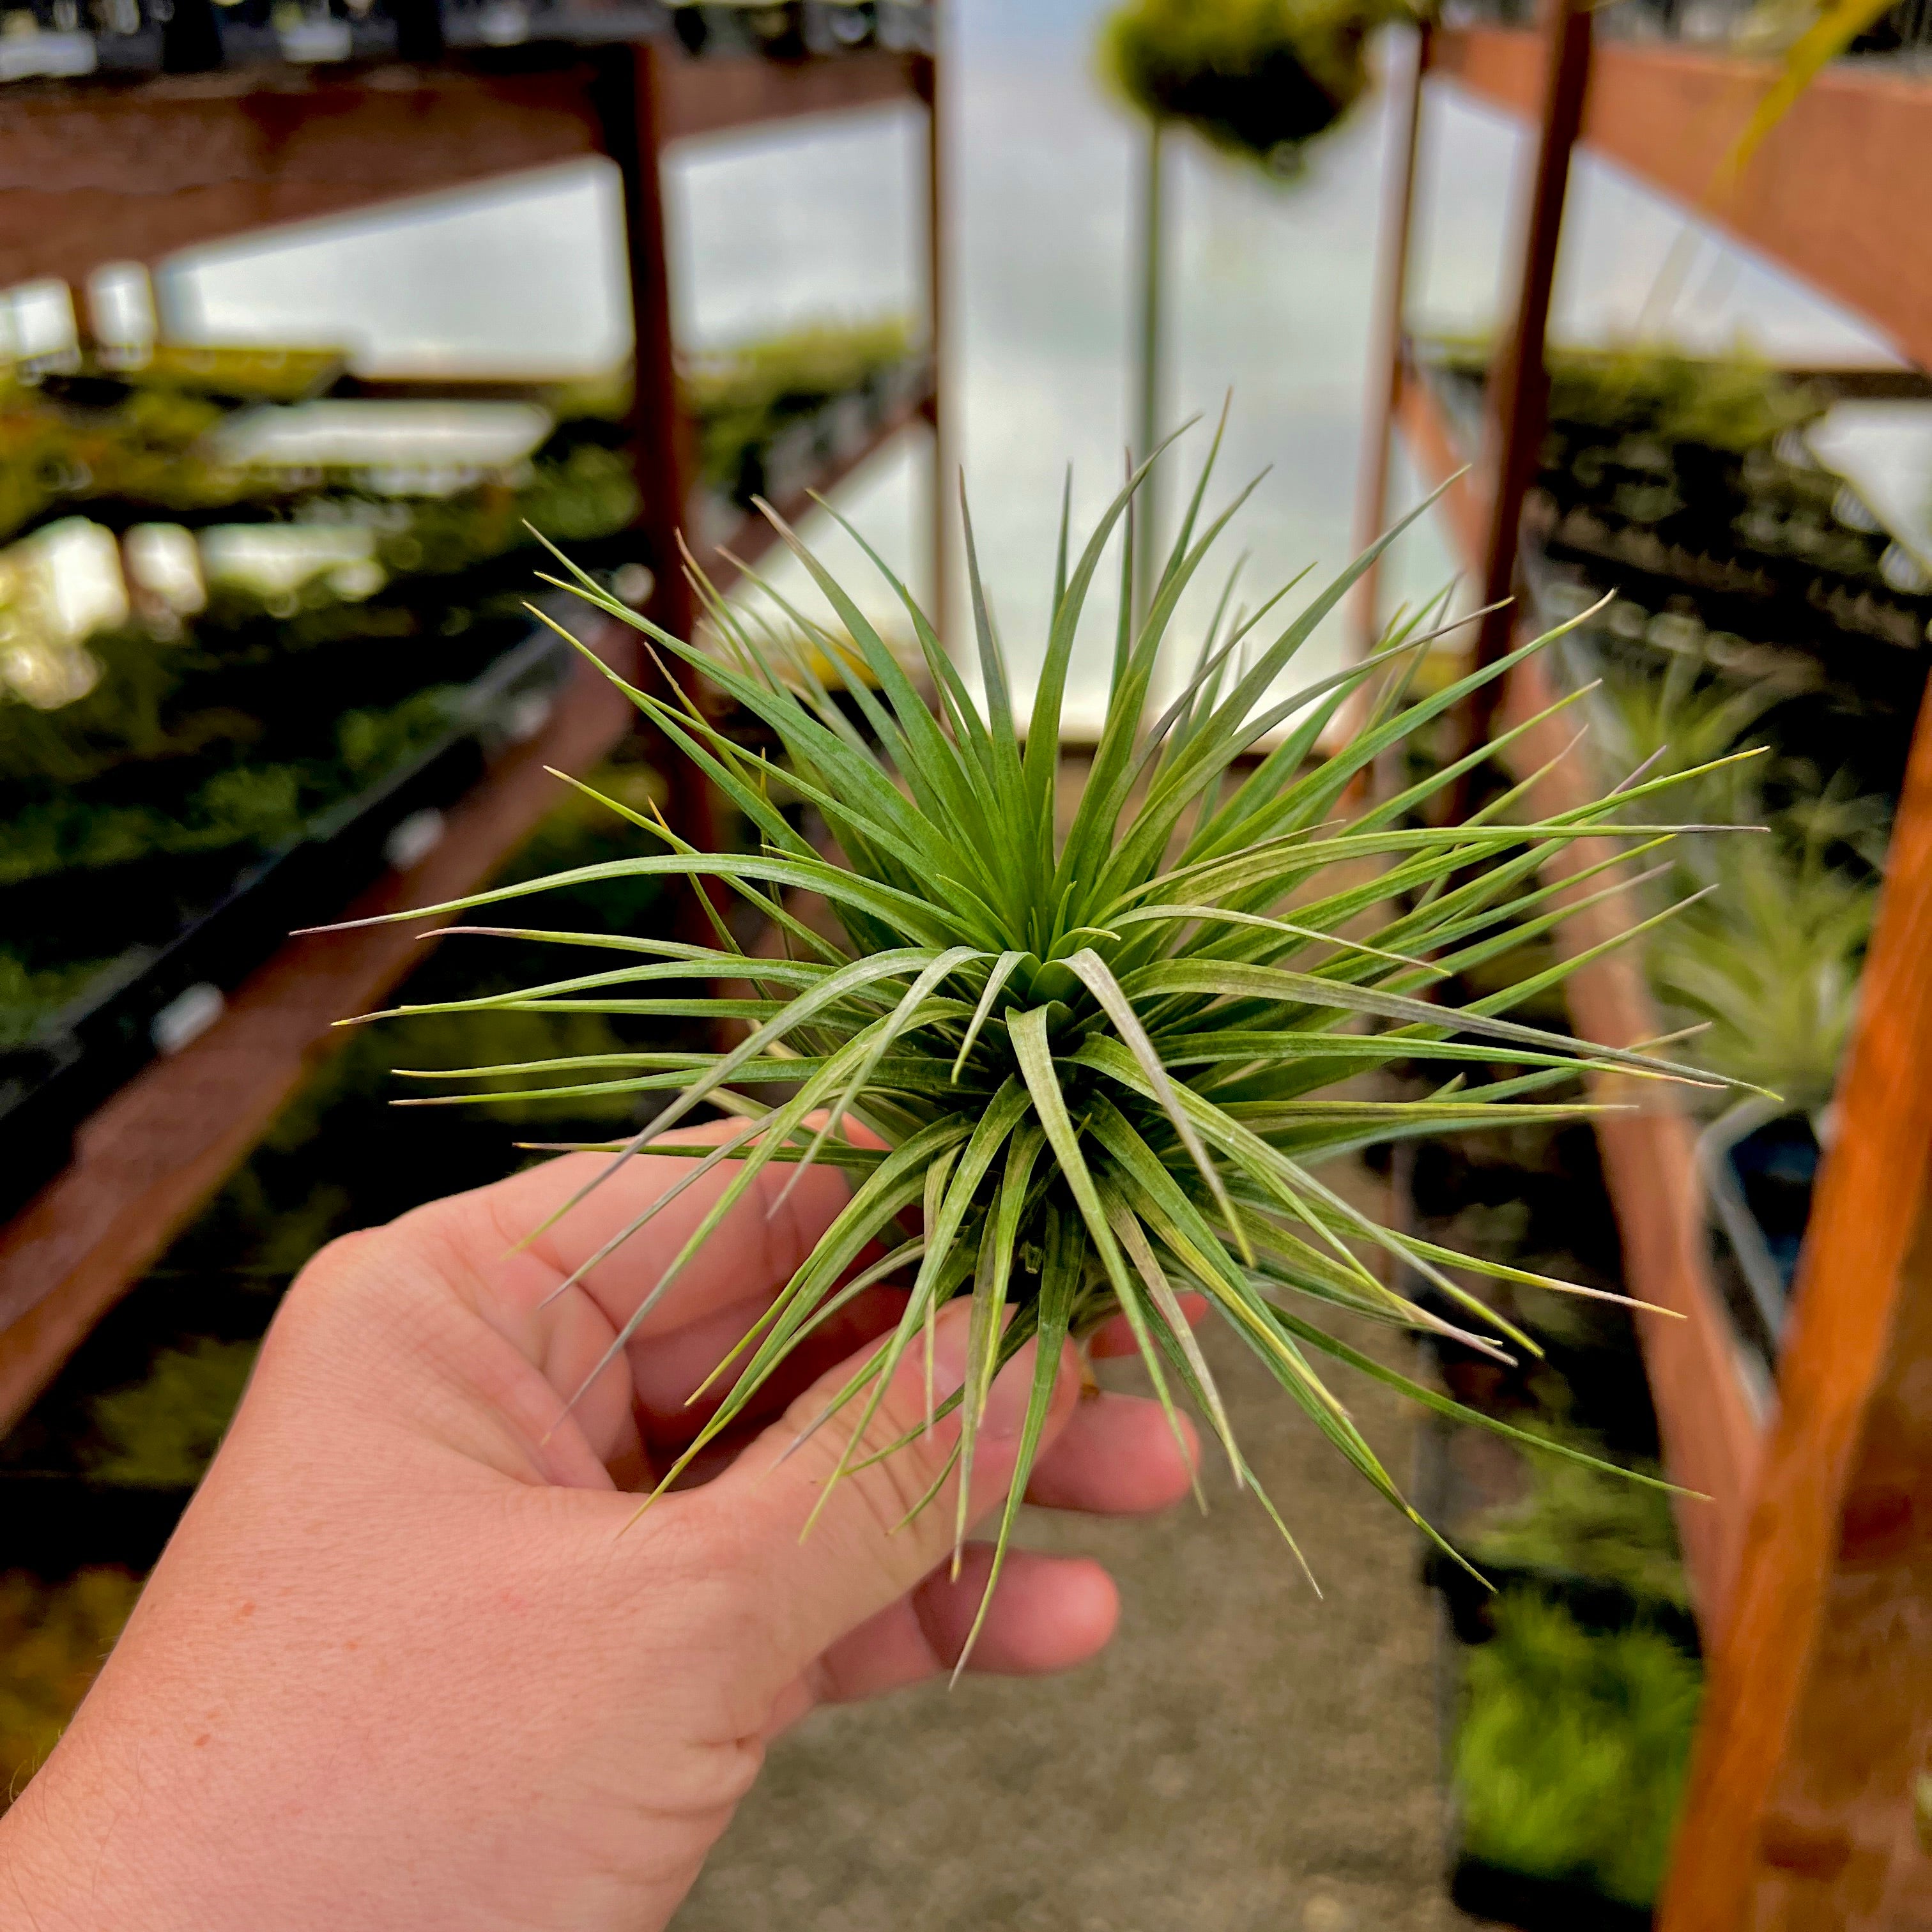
[1545,347,1824,457]
[0,948,114,1048]
[684,320,914,499]
[1646,809,1876,1114]
[369,445,640,585]
[1467,1425,1689,1609]
[1592,652,1882,1114]
[1101,0,1402,167]
[333,684,463,785]
[0,685,459,887]
[355,433,1746,1653]
[82,1338,259,1488]
[1456,1593,1701,1906]
[0,1568,142,1798]
[0,627,213,788]
[0,772,302,886]
[1430,339,1825,457]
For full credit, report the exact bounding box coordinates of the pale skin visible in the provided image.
[0,1126,1197,1931]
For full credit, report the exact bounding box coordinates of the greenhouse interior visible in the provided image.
[0,0,1925,1926]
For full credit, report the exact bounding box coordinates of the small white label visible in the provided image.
[500,691,554,744]
[276,13,351,57]
[152,982,226,1056]
[277,13,351,57]
[609,561,654,609]
[384,807,447,872]
[0,30,97,79]
[476,0,527,42]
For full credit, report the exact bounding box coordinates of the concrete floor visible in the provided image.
[674,1247,1482,1932]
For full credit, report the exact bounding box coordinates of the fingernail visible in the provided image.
[981,1344,1039,1439]
[928,1301,975,1399]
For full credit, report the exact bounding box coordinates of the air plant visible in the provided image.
[1645,793,1876,1120]
[1591,651,1880,1119]
[330,429,1745,1662]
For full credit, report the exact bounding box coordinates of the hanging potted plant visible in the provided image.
[1099,0,1409,615]
[1102,0,1405,172]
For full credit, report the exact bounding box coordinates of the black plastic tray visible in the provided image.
[16,0,927,82]
[0,1472,194,1578]
[0,620,573,1222]
[1429,1581,1666,1932]
[1448,1853,1653,1932]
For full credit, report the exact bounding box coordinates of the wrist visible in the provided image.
[0,1751,153,1931]
[0,1689,248,1932]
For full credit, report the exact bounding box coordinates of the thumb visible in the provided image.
[700,1296,1079,1674]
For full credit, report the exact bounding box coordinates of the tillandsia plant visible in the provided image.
[326,426,1754,1666]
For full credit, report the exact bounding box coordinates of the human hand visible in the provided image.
[0,1126,1197,1932]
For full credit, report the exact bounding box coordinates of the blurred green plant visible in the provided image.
[1457,1592,1701,1907]
[1467,1422,1689,1609]
[1592,654,1882,1116]
[1101,0,1404,169]
[0,684,459,889]
[0,1568,143,1799]
[82,1338,259,1489]
[684,319,915,503]
[0,949,114,1049]
[1429,339,1825,456]
[1646,806,1876,1116]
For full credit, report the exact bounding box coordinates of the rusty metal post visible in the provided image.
[913,45,947,648]
[1351,19,1431,658]
[1459,0,1591,756]
[597,41,716,859]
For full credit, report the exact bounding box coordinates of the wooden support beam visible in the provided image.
[0,49,925,300]
[1662,685,1932,1928]
[1393,362,1486,575]
[599,42,716,864]
[1432,27,1932,373]
[658,46,923,146]
[0,63,608,291]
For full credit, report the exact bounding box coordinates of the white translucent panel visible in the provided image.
[667,105,924,348]
[1806,404,1932,578]
[160,160,634,379]
[209,400,553,473]
[87,261,158,356]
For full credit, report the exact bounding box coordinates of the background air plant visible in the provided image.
[333,430,1745,1664]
